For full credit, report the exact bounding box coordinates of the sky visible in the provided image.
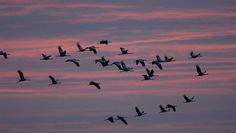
[0,0,236,133]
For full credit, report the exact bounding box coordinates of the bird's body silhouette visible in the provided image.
[66,59,80,67]
[49,75,59,85]
[98,40,110,45]
[120,61,133,71]
[77,43,88,52]
[190,51,201,58]
[58,46,68,57]
[159,105,169,113]
[164,56,175,62]
[105,116,115,123]
[166,104,177,112]
[89,81,101,89]
[116,116,128,125]
[151,60,163,70]
[196,65,207,76]
[88,46,98,54]
[17,70,29,83]
[95,56,110,67]
[136,59,146,67]
[119,47,132,55]
[142,75,152,80]
[41,53,52,60]
[183,94,196,103]
[135,106,147,117]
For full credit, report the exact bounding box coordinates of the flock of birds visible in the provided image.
[105,94,196,125]
[0,39,207,126]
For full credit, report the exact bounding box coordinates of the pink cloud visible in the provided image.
[49,9,236,24]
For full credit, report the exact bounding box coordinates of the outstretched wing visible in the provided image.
[183,94,189,101]
[120,118,128,125]
[49,75,56,83]
[156,62,163,70]
[196,65,202,75]
[135,106,141,115]
[58,46,63,54]
[159,105,166,111]
[140,61,145,66]
[18,70,25,80]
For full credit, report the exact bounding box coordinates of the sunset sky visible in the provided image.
[0,0,236,133]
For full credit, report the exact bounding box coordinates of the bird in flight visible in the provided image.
[190,51,202,59]
[49,75,60,85]
[66,59,80,67]
[166,104,177,112]
[88,46,98,54]
[196,64,207,76]
[41,53,52,60]
[76,43,88,52]
[183,94,196,103]
[159,105,169,113]
[135,106,147,117]
[136,59,147,67]
[98,40,111,45]
[164,56,175,62]
[17,70,30,83]
[95,56,110,67]
[116,115,128,125]
[57,46,69,57]
[119,47,132,55]
[89,81,101,90]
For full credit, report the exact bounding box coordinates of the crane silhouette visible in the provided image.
[116,115,128,125]
[88,46,98,54]
[66,59,80,67]
[95,56,110,67]
[135,106,147,117]
[57,46,69,57]
[41,53,52,60]
[136,59,146,67]
[196,64,207,76]
[164,56,175,62]
[159,105,169,113]
[183,94,196,103]
[119,47,132,55]
[190,51,201,59]
[98,40,111,45]
[166,104,177,112]
[89,81,101,90]
[17,70,30,83]
[49,75,60,85]
[77,43,88,52]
